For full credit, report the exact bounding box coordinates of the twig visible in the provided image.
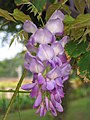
[0,90,30,93]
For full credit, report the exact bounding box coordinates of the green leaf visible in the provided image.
[79,28,90,43]
[71,28,85,41]
[78,51,90,79]
[64,14,90,42]
[0,8,15,22]
[9,37,15,47]
[28,2,44,26]
[9,30,28,48]
[74,0,86,14]
[2,69,27,120]
[32,0,46,12]
[12,9,31,22]
[72,14,90,29]
[61,4,71,15]
[65,41,88,58]
[14,0,29,5]
[64,15,75,24]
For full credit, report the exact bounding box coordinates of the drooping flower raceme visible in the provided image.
[21,10,71,117]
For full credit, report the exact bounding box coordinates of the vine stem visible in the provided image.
[0,90,30,93]
[2,69,27,120]
[62,0,69,5]
[0,21,10,27]
[40,17,44,27]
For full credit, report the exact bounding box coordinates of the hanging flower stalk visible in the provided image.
[21,10,71,117]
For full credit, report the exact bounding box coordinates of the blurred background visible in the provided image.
[0,0,90,120]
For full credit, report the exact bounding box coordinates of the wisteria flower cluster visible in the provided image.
[21,10,71,117]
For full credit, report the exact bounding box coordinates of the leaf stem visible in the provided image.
[0,90,30,93]
[2,69,27,120]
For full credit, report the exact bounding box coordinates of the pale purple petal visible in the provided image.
[63,76,69,83]
[34,91,42,108]
[21,83,36,90]
[50,94,56,107]
[29,58,44,73]
[23,20,37,33]
[24,52,37,71]
[60,36,69,47]
[55,77,63,87]
[54,93,62,103]
[49,60,56,68]
[37,44,55,61]
[51,42,64,56]
[53,57,62,66]
[30,85,39,98]
[40,103,44,117]
[61,63,71,76]
[49,10,65,21]
[42,82,47,91]
[47,66,62,79]
[55,103,63,112]
[36,107,40,114]
[33,28,55,44]
[59,54,67,63]
[50,101,57,116]
[46,18,64,35]
[25,52,34,63]
[28,34,35,45]
[24,62,30,70]
[58,88,64,98]
[38,73,45,85]
[26,41,37,53]
[45,96,49,111]
[44,108,47,116]
[46,81,55,91]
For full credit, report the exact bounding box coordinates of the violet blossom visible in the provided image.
[21,10,71,117]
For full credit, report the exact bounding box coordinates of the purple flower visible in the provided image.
[40,102,44,117]
[49,10,65,21]
[26,41,37,53]
[46,80,55,91]
[36,107,40,114]
[50,101,57,116]
[34,91,42,108]
[46,18,64,35]
[54,92,62,103]
[23,20,37,33]
[30,85,39,98]
[61,63,71,76]
[60,36,69,47]
[45,96,49,111]
[47,66,62,80]
[37,73,45,85]
[37,44,55,61]
[24,52,44,73]
[59,54,67,63]
[55,102,63,112]
[22,10,71,117]
[51,42,64,56]
[21,83,36,90]
[52,57,62,66]
[63,76,69,82]
[33,28,55,44]
[55,77,63,87]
